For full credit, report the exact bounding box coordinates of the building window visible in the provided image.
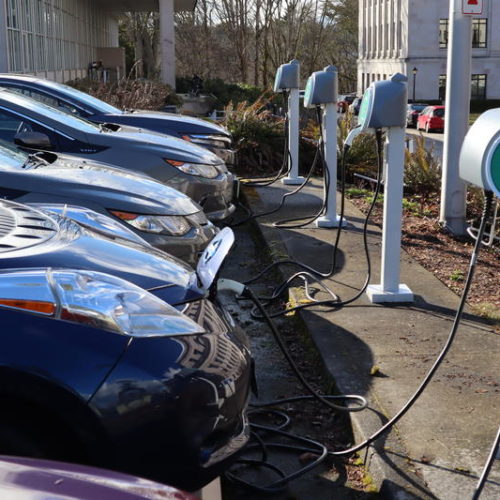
[439,75,446,101]
[472,19,487,48]
[439,19,448,48]
[471,74,487,100]
[439,74,487,101]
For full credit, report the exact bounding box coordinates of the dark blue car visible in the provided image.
[0,74,235,165]
[0,200,251,491]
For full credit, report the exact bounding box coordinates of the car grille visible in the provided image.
[0,201,57,251]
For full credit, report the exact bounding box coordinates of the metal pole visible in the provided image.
[440,0,471,235]
[316,101,343,227]
[412,72,416,102]
[282,87,305,185]
[367,127,413,303]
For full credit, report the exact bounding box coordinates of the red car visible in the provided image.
[417,105,445,133]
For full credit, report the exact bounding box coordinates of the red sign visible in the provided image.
[463,0,483,15]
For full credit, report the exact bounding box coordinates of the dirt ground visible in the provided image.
[349,196,499,323]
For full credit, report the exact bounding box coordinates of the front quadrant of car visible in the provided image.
[88,296,252,491]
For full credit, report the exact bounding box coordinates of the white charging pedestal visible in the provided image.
[316,101,344,227]
[366,127,414,303]
[282,87,305,185]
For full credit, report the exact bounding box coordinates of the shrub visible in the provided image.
[404,133,441,208]
[66,78,182,110]
[176,77,263,107]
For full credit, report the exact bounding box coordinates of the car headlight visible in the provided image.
[182,134,231,150]
[109,211,191,236]
[164,159,219,179]
[0,269,204,337]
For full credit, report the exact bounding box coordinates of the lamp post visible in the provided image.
[412,67,418,102]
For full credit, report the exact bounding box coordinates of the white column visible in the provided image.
[440,0,471,235]
[159,0,176,88]
[282,88,304,185]
[367,127,414,303]
[316,101,343,228]
[0,0,9,71]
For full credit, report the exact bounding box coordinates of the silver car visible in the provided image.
[0,141,217,265]
[0,89,236,220]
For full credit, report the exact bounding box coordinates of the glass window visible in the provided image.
[472,19,487,49]
[471,74,487,100]
[439,75,446,101]
[439,19,448,49]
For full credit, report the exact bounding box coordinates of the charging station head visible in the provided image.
[274,59,300,92]
[304,65,338,108]
[358,73,408,131]
[459,109,500,197]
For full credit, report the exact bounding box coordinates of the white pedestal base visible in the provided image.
[316,215,348,228]
[281,176,305,185]
[366,284,414,303]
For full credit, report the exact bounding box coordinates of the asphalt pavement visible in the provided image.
[239,179,499,499]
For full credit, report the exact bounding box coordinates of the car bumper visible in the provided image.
[88,298,252,491]
[138,221,219,267]
[169,172,237,221]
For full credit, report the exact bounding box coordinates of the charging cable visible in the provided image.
[472,426,500,500]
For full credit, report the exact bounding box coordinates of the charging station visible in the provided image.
[459,108,500,197]
[304,65,344,228]
[357,73,414,303]
[274,60,305,185]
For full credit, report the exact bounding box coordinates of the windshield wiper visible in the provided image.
[21,152,50,169]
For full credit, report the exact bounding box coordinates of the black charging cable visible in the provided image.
[245,128,385,319]
[225,191,495,493]
[472,425,500,500]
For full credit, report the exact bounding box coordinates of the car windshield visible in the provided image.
[6,91,103,133]
[412,105,427,112]
[0,139,28,168]
[39,80,122,115]
[434,108,445,117]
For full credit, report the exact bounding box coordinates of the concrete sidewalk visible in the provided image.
[244,179,499,499]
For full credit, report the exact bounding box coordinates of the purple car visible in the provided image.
[0,455,199,499]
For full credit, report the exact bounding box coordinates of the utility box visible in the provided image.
[358,73,407,131]
[274,60,300,92]
[304,65,337,108]
[459,109,500,197]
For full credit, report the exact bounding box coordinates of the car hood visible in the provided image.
[0,456,197,500]
[93,125,224,165]
[95,110,231,137]
[22,158,202,215]
[0,200,204,304]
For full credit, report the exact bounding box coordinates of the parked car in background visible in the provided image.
[0,141,216,265]
[406,102,429,128]
[349,97,363,115]
[0,204,252,491]
[337,93,356,113]
[417,105,445,133]
[0,456,198,499]
[0,74,235,166]
[0,90,236,220]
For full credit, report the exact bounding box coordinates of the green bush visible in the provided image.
[176,77,263,107]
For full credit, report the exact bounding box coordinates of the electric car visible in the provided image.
[0,201,252,491]
[0,456,197,499]
[0,74,235,166]
[0,140,217,265]
[0,89,236,220]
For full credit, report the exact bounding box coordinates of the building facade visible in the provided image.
[0,0,195,86]
[357,0,500,101]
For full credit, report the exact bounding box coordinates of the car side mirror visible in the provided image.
[14,131,53,150]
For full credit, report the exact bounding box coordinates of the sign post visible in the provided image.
[440,0,479,235]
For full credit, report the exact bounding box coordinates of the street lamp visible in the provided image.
[412,67,418,102]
